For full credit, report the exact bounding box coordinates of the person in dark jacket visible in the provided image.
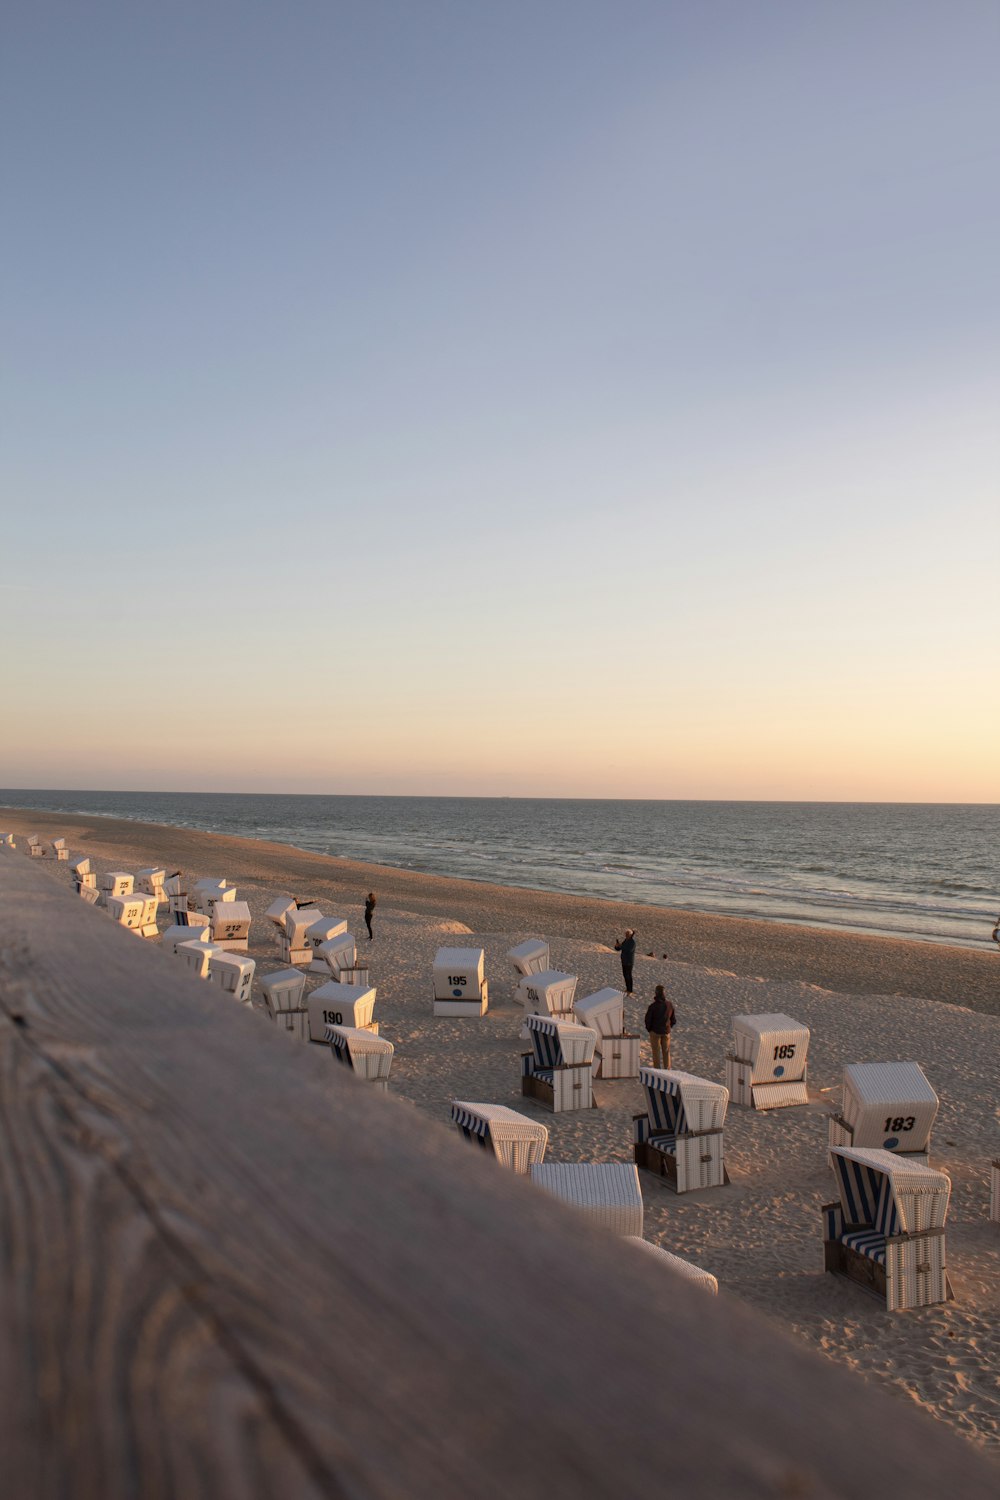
[364,891,376,941]
[614,929,636,995]
[644,984,676,1069]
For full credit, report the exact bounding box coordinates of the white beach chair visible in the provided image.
[162,923,212,956]
[326,1025,394,1090]
[521,1016,597,1113]
[306,916,349,972]
[77,883,102,906]
[163,872,187,916]
[193,879,235,916]
[508,938,550,979]
[176,941,226,979]
[107,892,159,938]
[828,1062,938,1163]
[625,1237,719,1292]
[51,838,68,860]
[99,871,134,905]
[208,952,255,1005]
[307,982,377,1043]
[529,1162,644,1237]
[71,856,91,878]
[315,931,357,979]
[433,947,489,1017]
[27,834,43,858]
[450,1102,548,1174]
[265,896,297,930]
[633,1068,729,1193]
[260,967,309,1040]
[211,900,252,952]
[514,970,577,1034]
[280,904,324,966]
[136,867,166,903]
[726,1013,809,1109]
[574,987,640,1079]
[824,1146,953,1311]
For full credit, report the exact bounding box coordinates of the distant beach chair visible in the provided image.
[27,835,43,858]
[529,1163,644,1237]
[508,938,550,980]
[72,855,97,892]
[77,883,101,906]
[514,970,577,1033]
[625,1237,719,1292]
[260,967,309,1040]
[163,872,187,915]
[280,903,323,966]
[193,879,235,917]
[307,982,377,1042]
[265,896,297,930]
[176,941,225,979]
[823,1146,953,1311]
[521,1016,597,1113]
[71,855,91,877]
[726,1013,809,1109]
[162,923,212,956]
[211,900,252,952]
[433,947,489,1017]
[574,987,640,1079]
[450,1102,549,1173]
[51,838,68,861]
[1,833,15,848]
[306,916,349,972]
[828,1062,938,1163]
[99,871,135,905]
[315,931,357,979]
[136,867,166,903]
[990,1161,1000,1223]
[326,1025,394,1090]
[107,892,159,938]
[633,1068,729,1193]
[208,952,255,1005]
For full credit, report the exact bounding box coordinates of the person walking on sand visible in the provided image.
[644,984,676,1070]
[364,891,376,941]
[614,929,636,996]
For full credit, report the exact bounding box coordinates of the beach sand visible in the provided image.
[5,806,1000,1455]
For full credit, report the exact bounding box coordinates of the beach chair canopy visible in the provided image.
[831,1146,950,1238]
[306,915,348,947]
[282,905,323,946]
[841,1062,938,1152]
[265,896,296,927]
[212,899,251,937]
[208,952,255,999]
[529,1163,644,1237]
[310,982,375,1031]
[517,970,577,1015]
[451,1102,549,1168]
[639,1067,729,1137]
[526,1014,597,1069]
[260,967,307,1012]
[574,987,625,1038]
[317,932,357,971]
[732,1013,809,1083]
[433,947,486,997]
[508,939,550,976]
[71,856,91,877]
[326,1025,394,1079]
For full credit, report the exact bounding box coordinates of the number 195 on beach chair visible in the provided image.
[433,947,489,1017]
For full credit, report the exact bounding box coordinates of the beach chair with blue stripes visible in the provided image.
[824,1146,953,1311]
[828,1062,938,1164]
[626,1238,719,1292]
[726,1013,809,1110]
[633,1068,729,1193]
[326,1024,394,1091]
[574,988,640,1079]
[521,1015,598,1113]
[451,1102,548,1173]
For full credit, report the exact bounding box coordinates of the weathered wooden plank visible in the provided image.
[0,853,996,1498]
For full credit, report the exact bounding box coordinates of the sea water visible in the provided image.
[1,790,997,949]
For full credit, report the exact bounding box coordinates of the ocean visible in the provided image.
[3,789,998,949]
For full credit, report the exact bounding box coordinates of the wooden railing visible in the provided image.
[0,852,995,1498]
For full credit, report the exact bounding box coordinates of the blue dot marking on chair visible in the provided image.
[452,988,463,997]
[883,1136,899,1150]
[774,1065,784,1077]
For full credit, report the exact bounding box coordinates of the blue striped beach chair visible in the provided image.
[824,1146,953,1311]
[633,1068,729,1193]
[521,1016,598,1113]
[451,1102,548,1173]
[326,1024,394,1090]
[828,1061,938,1164]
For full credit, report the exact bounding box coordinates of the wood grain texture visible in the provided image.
[0,852,997,1499]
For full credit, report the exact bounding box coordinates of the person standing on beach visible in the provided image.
[614,929,636,995]
[644,984,676,1070]
[364,891,376,941]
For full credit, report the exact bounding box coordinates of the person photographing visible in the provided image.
[644,985,676,1070]
[614,929,636,996]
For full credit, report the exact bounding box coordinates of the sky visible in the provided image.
[2,1,997,800]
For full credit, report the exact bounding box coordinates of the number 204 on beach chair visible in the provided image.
[633,1068,729,1193]
[824,1146,954,1312]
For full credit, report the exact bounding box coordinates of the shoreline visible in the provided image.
[4,804,999,1015]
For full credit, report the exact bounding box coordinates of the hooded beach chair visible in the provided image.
[824,1146,953,1311]
[307,982,377,1042]
[260,967,309,1040]
[107,892,159,938]
[633,1068,729,1193]
[27,834,43,857]
[162,923,212,956]
[193,879,235,917]
[77,882,101,905]
[208,952,256,1005]
[51,838,68,860]
[211,899,252,952]
[726,1013,809,1109]
[99,870,134,905]
[306,915,349,972]
[451,1102,548,1173]
[326,1025,394,1090]
[433,947,489,1016]
[529,1162,644,1236]
[574,987,640,1079]
[521,1016,597,1113]
[514,970,577,1035]
[176,941,225,979]
[828,1062,938,1163]
[265,896,297,929]
[136,867,166,903]
[280,903,324,965]
[625,1238,719,1292]
[315,931,357,979]
[163,872,187,915]
[508,938,550,979]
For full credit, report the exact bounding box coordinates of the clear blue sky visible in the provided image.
[2,2,997,797]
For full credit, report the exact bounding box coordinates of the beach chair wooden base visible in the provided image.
[634,1131,728,1193]
[29,846,44,858]
[593,1034,640,1079]
[521,1064,595,1114]
[823,1213,954,1312]
[433,996,488,1017]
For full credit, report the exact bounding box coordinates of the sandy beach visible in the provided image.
[4,805,999,1456]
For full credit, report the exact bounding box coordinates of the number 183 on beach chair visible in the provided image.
[828,1061,938,1164]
